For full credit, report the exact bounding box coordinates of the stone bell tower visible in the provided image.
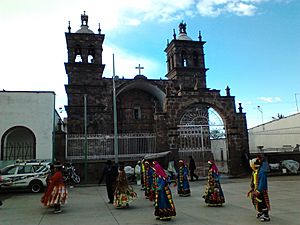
[64,12,107,134]
[165,22,208,90]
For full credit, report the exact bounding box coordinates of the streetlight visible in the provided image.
[295,93,300,112]
[257,106,264,124]
[257,106,265,131]
[112,54,119,164]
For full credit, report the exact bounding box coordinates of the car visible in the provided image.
[0,160,51,193]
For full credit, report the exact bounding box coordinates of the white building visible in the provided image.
[248,112,300,153]
[0,91,60,162]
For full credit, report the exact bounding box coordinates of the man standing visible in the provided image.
[189,156,198,181]
[99,160,118,204]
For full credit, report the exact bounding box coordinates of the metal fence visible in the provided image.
[2,143,35,160]
[66,133,156,160]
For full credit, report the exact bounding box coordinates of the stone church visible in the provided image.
[63,12,249,180]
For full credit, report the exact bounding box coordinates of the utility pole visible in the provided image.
[84,94,88,183]
[112,54,119,164]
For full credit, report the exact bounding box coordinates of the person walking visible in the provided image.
[41,161,68,213]
[175,159,191,197]
[99,160,118,204]
[113,162,137,208]
[248,157,271,222]
[153,161,176,220]
[189,156,198,181]
[202,160,225,206]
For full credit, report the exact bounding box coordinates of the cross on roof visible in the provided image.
[135,64,144,75]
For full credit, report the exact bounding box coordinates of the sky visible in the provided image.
[0,0,299,129]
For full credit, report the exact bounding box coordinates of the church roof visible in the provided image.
[75,25,94,34]
[178,33,192,41]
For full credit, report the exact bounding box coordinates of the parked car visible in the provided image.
[0,161,50,193]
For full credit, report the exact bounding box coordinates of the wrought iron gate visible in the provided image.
[66,133,156,160]
[178,104,227,176]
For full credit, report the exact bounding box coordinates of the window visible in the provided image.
[133,106,141,120]
[4,166,18,175]
[17,165,34,174]
[181,51,187,67]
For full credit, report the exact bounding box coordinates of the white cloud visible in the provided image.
[195,0,273,17]
[258,97,282,103]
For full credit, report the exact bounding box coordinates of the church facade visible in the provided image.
[64,12,249,177]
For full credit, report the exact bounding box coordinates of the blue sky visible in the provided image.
[0,0,299,128]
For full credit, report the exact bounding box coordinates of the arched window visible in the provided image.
[74,45,82,63]
[88,46,95,63]
[181,51,187,67]
[1,126,36,160]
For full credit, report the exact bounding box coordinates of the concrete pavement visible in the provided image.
[0,175,300,225]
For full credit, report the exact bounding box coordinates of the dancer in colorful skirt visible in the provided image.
[153,161,176,220]
[113,163,137,209]
[41,162,68,213]
[202,160,225,206]
[176,159,191,197]
[143,161,152,198]
[147,162,156,202]
[248,157,271,222]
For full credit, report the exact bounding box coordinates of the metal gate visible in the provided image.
[178,104,227,176]
[66,133,156,160]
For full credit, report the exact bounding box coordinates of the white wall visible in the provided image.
[248,113,300,153]
[211,139,227,161]
[0,91,55,160]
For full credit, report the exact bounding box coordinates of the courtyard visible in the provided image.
[0,175,299,225]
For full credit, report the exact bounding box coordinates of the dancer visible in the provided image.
[202,160,225,206]
[41,162,68,213]
[248,157,271,222]
[113,163,137,209]
[176,159,191,197]
[153,161,176,220]
[143,161,151,198]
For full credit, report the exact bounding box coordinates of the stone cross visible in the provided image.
[135,64,144,75]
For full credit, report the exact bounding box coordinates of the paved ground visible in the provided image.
[0,175,300,225]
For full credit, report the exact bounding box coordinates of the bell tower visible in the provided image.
[64,12,106,134]
[165,22,208,89]
[65,11,105,82]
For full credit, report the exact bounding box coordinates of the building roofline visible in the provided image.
[0,90,56,95]
[249,111,300,130]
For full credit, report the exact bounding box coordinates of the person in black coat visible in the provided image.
[99,160,118,204]
[189,156,199,181]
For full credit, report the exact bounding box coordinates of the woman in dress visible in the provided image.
[202,160,225,206]
[113,163,137,209]
[41,162,68,213]
[153,161,176,220]
[176,159,191,197]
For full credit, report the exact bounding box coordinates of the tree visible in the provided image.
[272,113,284,120]
[210,129,225,139]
